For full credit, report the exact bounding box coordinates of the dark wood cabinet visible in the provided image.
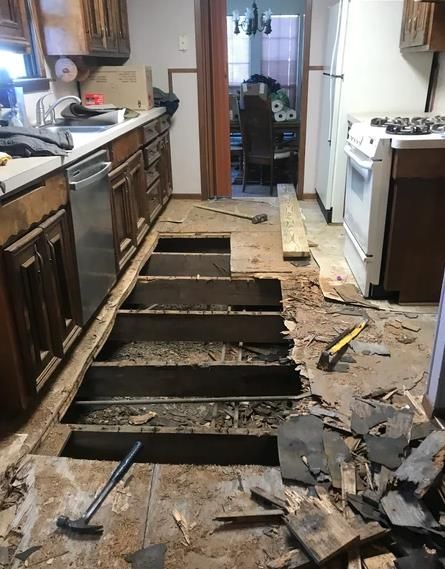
[127,151,149,245]
[109,163,137,272]
[4,227,58,392]
[159,132,173,205]
[0,0,30,50]
[40,210,82,355]
[400,0,445,51]
[38,0,130,57]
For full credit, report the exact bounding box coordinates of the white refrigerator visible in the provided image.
[314,0,434,224]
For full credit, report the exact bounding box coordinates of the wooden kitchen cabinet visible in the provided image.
[400,0,445,51]
[0,0,30,50]
[159,132,173,205]
[109,163,137,272]
[127,151,149,245]
[38,0,130,57]
[3,208,82,395]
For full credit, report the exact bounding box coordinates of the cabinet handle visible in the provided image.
[34,245,44,275]
[47,240,56,263]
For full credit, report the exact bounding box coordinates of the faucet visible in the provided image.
[35,95,81,127]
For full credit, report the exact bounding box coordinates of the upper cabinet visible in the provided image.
[38,0,130,58]
[0,0,31,50]
[400,0,445,51]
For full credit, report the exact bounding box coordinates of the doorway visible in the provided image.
[195,0,311,200]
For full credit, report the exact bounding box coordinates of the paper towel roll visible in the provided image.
[55,57,78,83]
[272,99,284,113]
[286,109,297,121]
[274,111,287,122]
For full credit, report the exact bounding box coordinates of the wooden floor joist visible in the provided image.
[127,276,282,307]
[142,252,231,276]
[111,310,286,343]
[78,361,299,399]
[277,184,310,259]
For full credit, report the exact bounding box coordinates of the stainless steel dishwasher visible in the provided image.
[67,150,116,325]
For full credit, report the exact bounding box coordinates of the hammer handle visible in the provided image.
[195,204,252,221]
[83,441,143,523]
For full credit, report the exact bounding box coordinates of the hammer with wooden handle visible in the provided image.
[194,204,268,224]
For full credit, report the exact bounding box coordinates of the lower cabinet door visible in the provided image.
[109,164,137,272]
[40,209,82,355]
[127,150,149,245]
[3,227,59,390]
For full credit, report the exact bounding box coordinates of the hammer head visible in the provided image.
[56,515,103,535]
[251,213,268,224]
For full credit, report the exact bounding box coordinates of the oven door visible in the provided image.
[343,143,379,255]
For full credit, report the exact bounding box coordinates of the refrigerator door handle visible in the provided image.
[328,0,344,144]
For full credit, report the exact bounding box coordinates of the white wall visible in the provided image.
[127,0,201,195]
[23,80,79,125]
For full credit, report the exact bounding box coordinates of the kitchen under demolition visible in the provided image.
[3,0,445,568]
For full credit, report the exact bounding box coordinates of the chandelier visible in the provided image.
[233,2,272,36]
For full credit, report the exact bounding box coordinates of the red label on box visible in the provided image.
[84,93,105,106]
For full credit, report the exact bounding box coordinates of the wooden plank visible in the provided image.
[277,184,310,259]
[341,463,362,569]
[392,430,445,498]
[363,552,396,569]
[267,550,313,569]
[285,497,360,564]
[142,252,231,276]
[111,310,286,344]
[214,509,284,523]
[9,456,152,569]
[128,276,282,306]
[79,361,299,399]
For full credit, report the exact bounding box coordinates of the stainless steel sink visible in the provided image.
[41,124,114,134]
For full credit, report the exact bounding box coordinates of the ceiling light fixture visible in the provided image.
[233,2,272,36]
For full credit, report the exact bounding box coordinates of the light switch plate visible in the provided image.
[179,35,188,51]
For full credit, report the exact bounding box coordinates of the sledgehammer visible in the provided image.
[56,441,143,536]
[194,204,268,224]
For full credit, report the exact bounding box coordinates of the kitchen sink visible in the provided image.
[41,124,114,134]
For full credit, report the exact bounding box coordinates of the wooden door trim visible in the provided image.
[195,0,312,200]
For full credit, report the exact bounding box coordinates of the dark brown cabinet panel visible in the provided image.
[0,0,30,49]
[127,151,149,245]
[109,164,137,272]
[3,228,59,391]
[159,132,173,204]
[39,0,129,57]
[400,0,445,51]
[40,210,82,355]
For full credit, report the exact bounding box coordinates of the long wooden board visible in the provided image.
[128,276,282,306]
[111,310,286,343]
[277,184,310,259]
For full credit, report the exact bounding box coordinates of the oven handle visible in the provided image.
[344,144,374,171]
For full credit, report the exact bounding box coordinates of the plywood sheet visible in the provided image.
[9,456,152,569]
[231,231,298,274]
[277,185,310,259]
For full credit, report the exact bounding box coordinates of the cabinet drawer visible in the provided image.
[146,160,161,189]
[111,128,142,167]
[159,115,170,133]
[144,139,161,168]
[143,120,160,144]
[147,179,162,221]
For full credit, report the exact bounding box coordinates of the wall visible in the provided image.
[23,80,79,125]
[127,0,201,196]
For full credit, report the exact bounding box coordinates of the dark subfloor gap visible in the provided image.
[154,236,231,253]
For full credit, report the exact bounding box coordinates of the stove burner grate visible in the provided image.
[385,124,432,136]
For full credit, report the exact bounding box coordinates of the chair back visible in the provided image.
[239,95,274,163]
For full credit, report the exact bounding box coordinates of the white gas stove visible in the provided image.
[343,117,445,297]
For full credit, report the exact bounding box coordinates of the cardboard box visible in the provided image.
[81,65,154,111]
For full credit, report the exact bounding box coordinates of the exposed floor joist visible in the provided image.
[127,276,282,306]
[111,310,286,343]
[77,361,299,399]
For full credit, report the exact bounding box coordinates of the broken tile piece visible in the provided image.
[350,341,391,357]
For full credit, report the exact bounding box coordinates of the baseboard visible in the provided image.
[171,194,203,200]
[315,191,332,223]
[302,193,317,200]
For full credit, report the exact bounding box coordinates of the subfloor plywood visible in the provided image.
[144,464,291,569]
[8,456,152,569]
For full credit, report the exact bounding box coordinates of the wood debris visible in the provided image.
[128,411,157,425]
[172,509,192,546]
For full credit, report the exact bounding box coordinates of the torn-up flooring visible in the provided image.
[0,196,441,568]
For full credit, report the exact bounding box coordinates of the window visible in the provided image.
[227,16,251,89]
[262,15,301,107]
[0,51,27,79]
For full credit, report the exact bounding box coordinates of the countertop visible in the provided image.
[0,107,166,199]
